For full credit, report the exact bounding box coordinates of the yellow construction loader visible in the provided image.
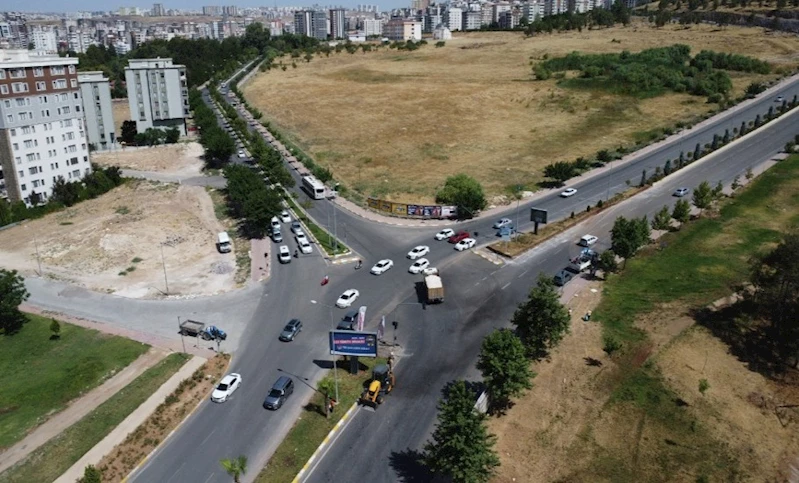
[359,364,395,410]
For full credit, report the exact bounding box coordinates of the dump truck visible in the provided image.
[178,319,205,337]
[425,274,444,304]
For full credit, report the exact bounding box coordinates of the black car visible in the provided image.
[337,310,358,331]
[553,270,574,287]
[279,319,303,342]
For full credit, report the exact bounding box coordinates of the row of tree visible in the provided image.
[0,165,124,228]
[524,0,632,36]
[223,164,283,239]
[190,89,237,169]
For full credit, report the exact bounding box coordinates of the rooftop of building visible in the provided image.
[0,49,78,67]
[125,58,185,69]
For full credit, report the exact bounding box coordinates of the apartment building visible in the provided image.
[383,19,422,40]
[330,8,346,39]
[78,71,115,151]
[523,0,546,22]
[0,50,91,205]
[492,2,511,23]
[445,7,462,31]
[294,10,328,40]
[363,18,383,37]
[124,58,189,136]
[462,10,482,30]
[152,3,165,16]
[30,28,57,53]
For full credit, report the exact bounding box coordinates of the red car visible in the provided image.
[448,231,470,244]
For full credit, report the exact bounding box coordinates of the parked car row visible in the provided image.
[274,211,314,264]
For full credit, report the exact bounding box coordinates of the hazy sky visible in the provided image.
[11,0,400,13]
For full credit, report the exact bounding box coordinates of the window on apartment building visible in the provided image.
[0,85,7,95]
[50,66,65,75]
[14,156,21,164]
[12,143,18,150]
[19,112,28,121]
[83,156,88,163]
[52,79,67,89]
[68,145,77,153]
[62,106,71,114]
[9,68,26,79]
[64,119,72,127]
[20,184,26,191]
[15,98,24,107]
[18,170,23,178]
[73,169,79,178]
[6,114,13,123]
[35,81,45,91]
[75,105,80,112]
[12,83,29,93]
[73,92,79,99]
[68,65,75,74]
[9,129,16,136]
[36,153,41,160]
[70,157,78,165]
[0,69,6,79]
[60,93,68,102]
[26,153,36,161]
[81,143,86,150]
[32,180,40,188]
[3,100,10,108]
[70,79,77,88]
[41,109,50,117]
[29,166,38,175]
[38,95,47,103]
[33,67,43,77]
[24,140,34,148]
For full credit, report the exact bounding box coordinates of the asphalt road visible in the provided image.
[127,69,799,483]
[304,107,799,483]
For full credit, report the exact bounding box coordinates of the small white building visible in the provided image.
[348,32,367,42]
[433,24,451,40]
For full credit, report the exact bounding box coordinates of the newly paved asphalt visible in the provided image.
[23,66,796,483]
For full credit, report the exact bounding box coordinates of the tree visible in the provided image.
[596,250,619,278]
[77,465,102,483]
[435,174,487,219]
[750,233,799,365]
[511,274,571,359]
[50,319,61,339]
[318,378,336,419]
[692,180,713,212]
[698,378,710,395]
[0,199,12,227]
[0,269,30,335]
[678,151,685,169]
[476,329,534,414]
[611,216,643,267]
[651,205,672,231]
[694,142,702,160]
[543,161,577,185]
[712,180,724,200]
[165,127,180,144]
[640,169,647,187]
[423,381,500,482]
[672,199,691,229]
[220,455,247,483]
[740,121,747,137]
[203,130,236,168]
[120,120,137,144]
[597,149,612,163]
[50,177,83,207]
[664,159,672,176]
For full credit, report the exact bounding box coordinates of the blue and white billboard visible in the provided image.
[329,330,378,357]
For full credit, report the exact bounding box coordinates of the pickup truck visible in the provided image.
[567,249,597,273]
[425,275,444,303]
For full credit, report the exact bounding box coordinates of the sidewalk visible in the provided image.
[54,356,207,483]
[328,74,799,228]
[0,348,168,474]
[250,238,271,282]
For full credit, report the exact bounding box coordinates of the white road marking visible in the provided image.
[166,463,186,483]
[501,282,511,290]
[301,407,363,482]
[518,269,529,279]
[200,428,217,446]
[202,472,215,483]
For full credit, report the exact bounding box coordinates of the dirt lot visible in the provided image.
[242,20,799,203]
[92,141,204,176]
[488,283,799,482]
[111,99,129,138]
[0,179,237,299]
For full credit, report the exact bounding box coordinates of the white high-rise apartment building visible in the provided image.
[67,29,94,54]
[30,29,58,53]
[363,18,383,37]
[125,58,189,136]
[445,7,463,31]
[78,71,116,151]
[0,50,92,205]
[492,3,511,23]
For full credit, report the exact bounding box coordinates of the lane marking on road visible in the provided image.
[501,282,511,291]
[166,463,186,483]
[481,276,488,281]
[200,428,216,447]
[202,472,215,483]
[518,269,529,279]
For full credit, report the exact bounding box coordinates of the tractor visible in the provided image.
[359,364,395,410]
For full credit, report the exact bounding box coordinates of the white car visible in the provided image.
[409,258,430,274]
[238,150,246,159]
[435,229,455,241]
[579,235,598,247]
[291,221,303,235]
[455,238,476,251]
[407,245,430,260]
[371,259,394,275]
[279,210,291,224]
[271,216,281,230]
[560,188,578,198]
[493,218,512,229]
[296,235,312,254]
[336,289,360,308]
[278,245,291,264]
[211,373,242,403]
[422,267,439,276]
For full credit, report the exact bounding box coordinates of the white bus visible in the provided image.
[302,175,326,200]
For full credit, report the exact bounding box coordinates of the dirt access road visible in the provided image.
[0,142,239,299]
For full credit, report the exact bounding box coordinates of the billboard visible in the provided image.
[366,198,457,220]
[329,331,378,357]
[530,207,548,224]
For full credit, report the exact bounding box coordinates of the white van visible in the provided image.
[217,232,232,253]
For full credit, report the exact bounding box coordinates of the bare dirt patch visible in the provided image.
[242,21,799,202]
[0,180,237,298]
[91,142,204,176]
[111,99,129,137]
[96,353,230,483]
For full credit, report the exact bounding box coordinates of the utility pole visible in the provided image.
[160,243,169,295]
[515,185,522,234]
[178,316,186,354]
[33,236,42,276]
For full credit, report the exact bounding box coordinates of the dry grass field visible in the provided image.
[243,20,799,204]
[111,99,130,136]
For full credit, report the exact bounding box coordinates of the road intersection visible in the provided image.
[20,67,799,483]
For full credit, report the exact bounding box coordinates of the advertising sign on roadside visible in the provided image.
[329,331,378,357]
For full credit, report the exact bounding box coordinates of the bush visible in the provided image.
[603,334,622,355]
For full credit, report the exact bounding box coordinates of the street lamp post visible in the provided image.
[160,243,169,295]
[312,299,340,402]
[515,185,522,234]
[33,236,42,276]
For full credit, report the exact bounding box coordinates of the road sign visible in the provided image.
[329,330,378,357]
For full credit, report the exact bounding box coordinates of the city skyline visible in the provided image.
[3,0,404,14]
